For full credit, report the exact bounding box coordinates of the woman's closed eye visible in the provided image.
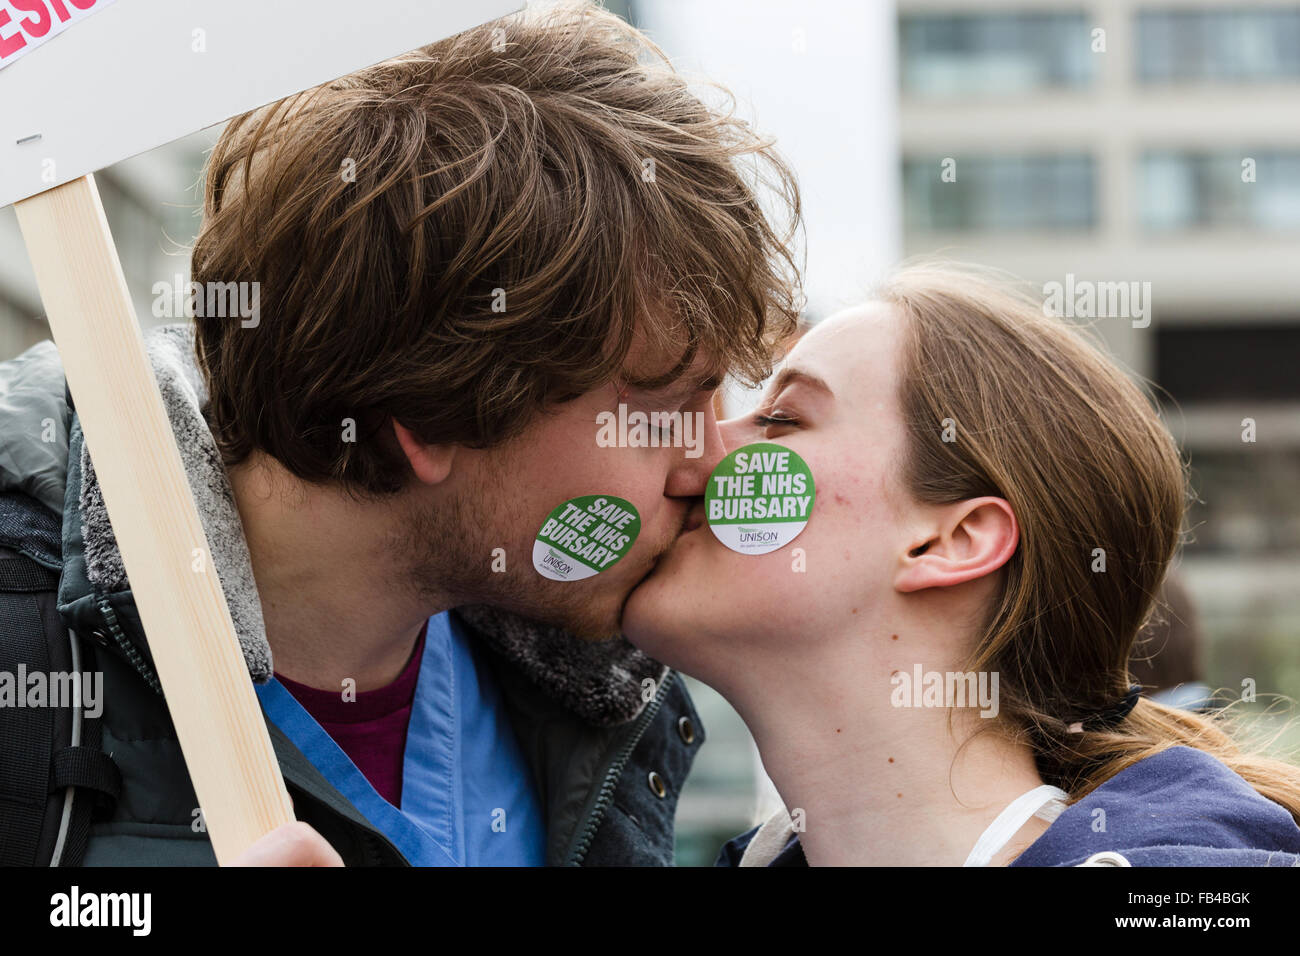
[753,409,801,429]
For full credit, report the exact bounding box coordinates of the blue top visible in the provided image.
[716,746,1300,867]
[256,611,547,866]
[1010,745,1300,866]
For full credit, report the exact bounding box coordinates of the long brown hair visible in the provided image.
[882,261,1300,823]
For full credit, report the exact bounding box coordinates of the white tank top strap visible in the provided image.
[963,784,1070,868]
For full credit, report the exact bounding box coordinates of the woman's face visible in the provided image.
[623,301,915,680]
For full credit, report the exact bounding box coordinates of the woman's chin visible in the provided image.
[621,563,679,652]
[621,536,701,654]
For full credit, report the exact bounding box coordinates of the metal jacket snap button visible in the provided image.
[677,715,696,745]
[647,770,667,798]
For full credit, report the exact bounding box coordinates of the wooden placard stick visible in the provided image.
[15,173,294,862]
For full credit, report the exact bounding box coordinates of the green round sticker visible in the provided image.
[533,495,641,581]
[705,442,815,555]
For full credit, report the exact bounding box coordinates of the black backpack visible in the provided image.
[0,545,122,865]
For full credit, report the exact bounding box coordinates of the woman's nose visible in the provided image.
[718,412,755,451]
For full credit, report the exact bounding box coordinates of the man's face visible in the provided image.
[420,350,728,639]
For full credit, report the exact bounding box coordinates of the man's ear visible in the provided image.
[391,420,456,485]
[894,497,1018,593]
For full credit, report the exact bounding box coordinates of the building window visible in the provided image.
[900,11,1094,96]
[1137,7,1300,83]
[1184,449,1300,555]
[1156,324,1300,404]
[903,154,1096,232]
[1140,150,1300,231]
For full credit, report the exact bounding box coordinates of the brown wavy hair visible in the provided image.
[882,261,1300,823]
[191,1,801,494]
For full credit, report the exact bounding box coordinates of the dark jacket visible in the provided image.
[0,329,703,866]
[716,745,1300,866]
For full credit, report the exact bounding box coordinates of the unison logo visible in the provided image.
[890,665,999,718]
[541,548,574,577]
[596,404,705,459]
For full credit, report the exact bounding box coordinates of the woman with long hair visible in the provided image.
[623,262,1300,866]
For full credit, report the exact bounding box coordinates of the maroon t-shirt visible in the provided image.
[276,624,427,807]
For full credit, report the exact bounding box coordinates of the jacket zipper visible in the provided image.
[564,668,676,866]
[95,595,163,696]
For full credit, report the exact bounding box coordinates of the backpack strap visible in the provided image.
[0,554,61,865]
[0,550,120,866]
[47,643,121,866]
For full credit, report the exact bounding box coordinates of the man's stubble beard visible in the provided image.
[393,473,632,641]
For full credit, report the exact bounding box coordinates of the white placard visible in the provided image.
[0,0,522,209]
[0,0,118,74]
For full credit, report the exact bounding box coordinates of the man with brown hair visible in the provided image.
[0,1,800,865]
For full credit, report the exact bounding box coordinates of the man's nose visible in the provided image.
[664,402,728,498]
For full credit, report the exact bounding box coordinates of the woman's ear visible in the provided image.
[894,497,1019,593]
[392,420,456,485]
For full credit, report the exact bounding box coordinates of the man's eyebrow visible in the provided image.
[634,373,723,404]
[767,368,833,398]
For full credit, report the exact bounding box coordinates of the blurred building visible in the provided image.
[898,0,1300,703]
